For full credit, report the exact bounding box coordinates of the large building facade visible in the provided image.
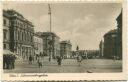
[60,41,72,58]
[116,10,122,59]
[34,33,43,58]
[3,10,10,51]
[3,9,34,60]
[103,29,117,59]
[103,11,122,59]
[41,32,60,59]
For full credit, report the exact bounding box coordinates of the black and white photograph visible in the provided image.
[3,2,123,73]
[2,80,127,82]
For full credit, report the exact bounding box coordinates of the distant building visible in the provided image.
[72,50,99,59]
[103,29,117,59]
[79,50,99,59]
[3,9,34,60]
[3,10,10,50]
[99,40,104,57]
[41,32,60,58]
[60,40,72,58]
[34,33,43,59]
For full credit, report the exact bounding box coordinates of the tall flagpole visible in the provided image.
[48,4,51,32]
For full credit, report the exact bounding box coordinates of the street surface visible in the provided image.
[4,57,122,73]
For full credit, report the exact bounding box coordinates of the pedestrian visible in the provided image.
[29,55,32,64]
[3,55,7,69]
[113,55,116,61]
[8,55,12,69]
[6,54,10,69]
[77,55,82,66]
[11,55,16,69]
[49,57,51,62]
[37,56,43,68]
[57,56,62,65]
[32,56,34,61]
[10,55,13,69]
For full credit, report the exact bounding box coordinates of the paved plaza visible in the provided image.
[4,57,122,73]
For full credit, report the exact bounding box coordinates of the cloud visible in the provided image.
[26,11,119,50]
[53,14,118,50]
[3,3,121,50]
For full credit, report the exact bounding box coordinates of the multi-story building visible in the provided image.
[34,32,43,59]
[116,10,122,59]
[60,40,72,58]
[3,9,34,60]
[103,10,122,59]
[3,10,10,51]
[103,29,117,59]
[41,32,60,59]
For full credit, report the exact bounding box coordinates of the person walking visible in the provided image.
[37,56,43,68]
[8,55,12,69]
[113,55,116,62]
[77,55,82,66]
[6,54,10,69]
[3,55,7,69]
[29,55,32,64]
[9,55,12,69]
[57,56,62,65]
[11,55,16,69]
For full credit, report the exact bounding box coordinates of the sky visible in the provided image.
[3,2,122,50]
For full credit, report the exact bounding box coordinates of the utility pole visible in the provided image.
[48,4,52,32]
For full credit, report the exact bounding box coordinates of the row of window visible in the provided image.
[12,20,32,29]
[3,44,9,49]
[4,18,33,29]
[15,29,33,43]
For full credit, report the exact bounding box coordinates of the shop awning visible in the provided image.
[3,50,15,55]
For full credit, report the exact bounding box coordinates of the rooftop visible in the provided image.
[3,9,34,27]
[42,32,60,38]
[60,40,71,45]
[104,29,117,37]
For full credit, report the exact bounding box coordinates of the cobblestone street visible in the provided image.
[4,57,122,73]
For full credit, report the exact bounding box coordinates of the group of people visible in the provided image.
[27,54,83,68]
[3,55,16,69]
[56,55,83,66]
